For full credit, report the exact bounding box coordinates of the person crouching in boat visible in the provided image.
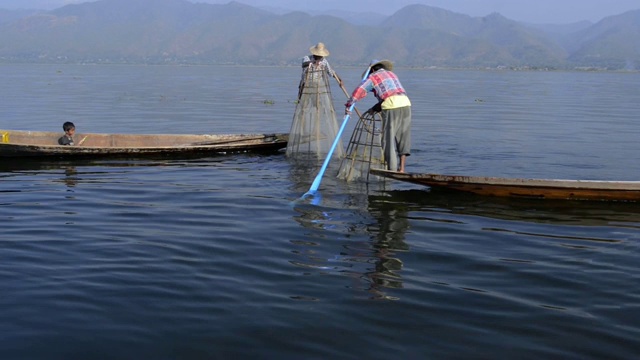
[58,121,75,146]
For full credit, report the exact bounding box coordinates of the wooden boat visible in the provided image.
[370,168,640,202]
[0,129,288,158]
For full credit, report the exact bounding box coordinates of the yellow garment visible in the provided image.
[381,94,411,110]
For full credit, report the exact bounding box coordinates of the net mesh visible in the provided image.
[286,67,344,160]
[337,109,386,182]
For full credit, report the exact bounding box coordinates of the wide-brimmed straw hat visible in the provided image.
[371,59,393,71]
[310,42,330,57]
[362,59,394,77]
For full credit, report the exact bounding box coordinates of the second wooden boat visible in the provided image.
[370,168,640,202]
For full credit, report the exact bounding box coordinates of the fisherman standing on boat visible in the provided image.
[58,121,75,146]
[298,42,343,99]
[287,42,345,160]
[345,60,412,173]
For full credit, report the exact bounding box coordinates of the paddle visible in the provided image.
[338,82,364,119]
[301,62,374,202]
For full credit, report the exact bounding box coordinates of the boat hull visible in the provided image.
[370,169,640,202]
[0,130,288,158]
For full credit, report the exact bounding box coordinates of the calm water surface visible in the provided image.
[1,64,639,359]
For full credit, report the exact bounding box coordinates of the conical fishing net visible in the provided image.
[337,109,386,182]
[287,66,344,160]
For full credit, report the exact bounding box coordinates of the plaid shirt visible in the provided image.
[351,69,406,102]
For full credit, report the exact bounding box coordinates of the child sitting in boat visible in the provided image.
[58,121,75,146]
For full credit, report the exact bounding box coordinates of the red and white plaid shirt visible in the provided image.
[351,69,407,103]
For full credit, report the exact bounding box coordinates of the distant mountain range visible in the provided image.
[0,0,638,70]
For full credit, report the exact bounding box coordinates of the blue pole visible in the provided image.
[302,62,374,199]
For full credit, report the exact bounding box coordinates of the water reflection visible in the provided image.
[62,167,78,188]
[289,190,411,300]
[378,189,640,227]
[0,158,151,172]
[364,194,411,300]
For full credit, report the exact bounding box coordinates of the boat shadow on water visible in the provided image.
[370,188,640,228]
[0,152,284,172]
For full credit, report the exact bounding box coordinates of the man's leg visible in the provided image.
[382,111,398,171]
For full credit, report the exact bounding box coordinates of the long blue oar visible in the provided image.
[301,62,374,201]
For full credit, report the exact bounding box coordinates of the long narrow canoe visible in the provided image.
[370,168,640,202]
[0,129,288,158]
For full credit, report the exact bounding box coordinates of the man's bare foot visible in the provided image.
[398,155,407,173]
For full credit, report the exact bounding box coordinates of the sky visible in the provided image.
[1,0,639,24]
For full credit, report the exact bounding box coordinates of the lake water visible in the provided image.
[1,64,639,359]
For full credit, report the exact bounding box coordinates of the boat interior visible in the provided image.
[1,130,279,148]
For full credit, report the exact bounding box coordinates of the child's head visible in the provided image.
[62,121,75,135]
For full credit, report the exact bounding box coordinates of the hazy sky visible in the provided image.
[2,0,639,24]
